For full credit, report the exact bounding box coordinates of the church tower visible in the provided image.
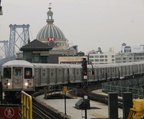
[36,4,69,52]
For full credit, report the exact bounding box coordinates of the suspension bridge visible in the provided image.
[0,24,30,70]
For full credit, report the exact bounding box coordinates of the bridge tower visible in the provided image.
[0,40,8,59]
[9,24,30,58]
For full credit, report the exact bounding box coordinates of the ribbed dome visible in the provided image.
[36,6,69,50]
[36,24,66,40]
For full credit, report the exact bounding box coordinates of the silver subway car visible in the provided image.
[2,60,144,91]
[33,63,69,86]
[2,60,34,91]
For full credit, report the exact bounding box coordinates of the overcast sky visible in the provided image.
[1,0,144,54]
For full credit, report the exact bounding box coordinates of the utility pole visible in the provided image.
[0,0,3,15]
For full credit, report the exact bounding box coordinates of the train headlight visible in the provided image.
[7,82,10,86]
[25,82,29,86]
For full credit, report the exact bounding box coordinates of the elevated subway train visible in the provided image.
[1,60,144,98]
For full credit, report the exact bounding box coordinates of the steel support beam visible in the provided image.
[8,24,30,58]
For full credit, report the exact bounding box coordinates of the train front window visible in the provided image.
[14,68,22,76]
[24,68,32,79]
[3,68,11,78]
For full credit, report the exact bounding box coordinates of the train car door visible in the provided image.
[13,67,23,89]
[107,68,111,80]
[93,68,98,81]
[139,64,142,74]
[35,68,41,86]
[69,68,75,83]
[49,68,56,85]
[121,66,126,77]
[133,64,138,75]
[129,65,133,76]
[101,68,106,81]
[63,68,69,83]
[125,66,129,77]
[74,68,81,83]
[88,68,95,82]
[115,67,119,78]
[40,68,47,85]
[111,67,115,79]
[98,68,104,81]
[56,68,63,84]
[112,67,118,79]
[96,68,101,81]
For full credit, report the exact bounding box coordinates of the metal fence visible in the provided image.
[102,77,144,98]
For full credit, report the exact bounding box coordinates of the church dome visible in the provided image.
[36,6,69,50]
[36,24,66,40]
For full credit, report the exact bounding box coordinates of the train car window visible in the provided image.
[24,68,32,79]
[14,68,21,76]
[3,68,11,78]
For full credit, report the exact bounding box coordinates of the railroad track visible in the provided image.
[70,82,123,108]
[32,91,70,119]
[33,102,51,119]
[32,100,59,119]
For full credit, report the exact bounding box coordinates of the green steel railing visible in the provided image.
[102,77,144,98]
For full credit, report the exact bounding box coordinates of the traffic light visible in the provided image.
[82,58,87,76]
